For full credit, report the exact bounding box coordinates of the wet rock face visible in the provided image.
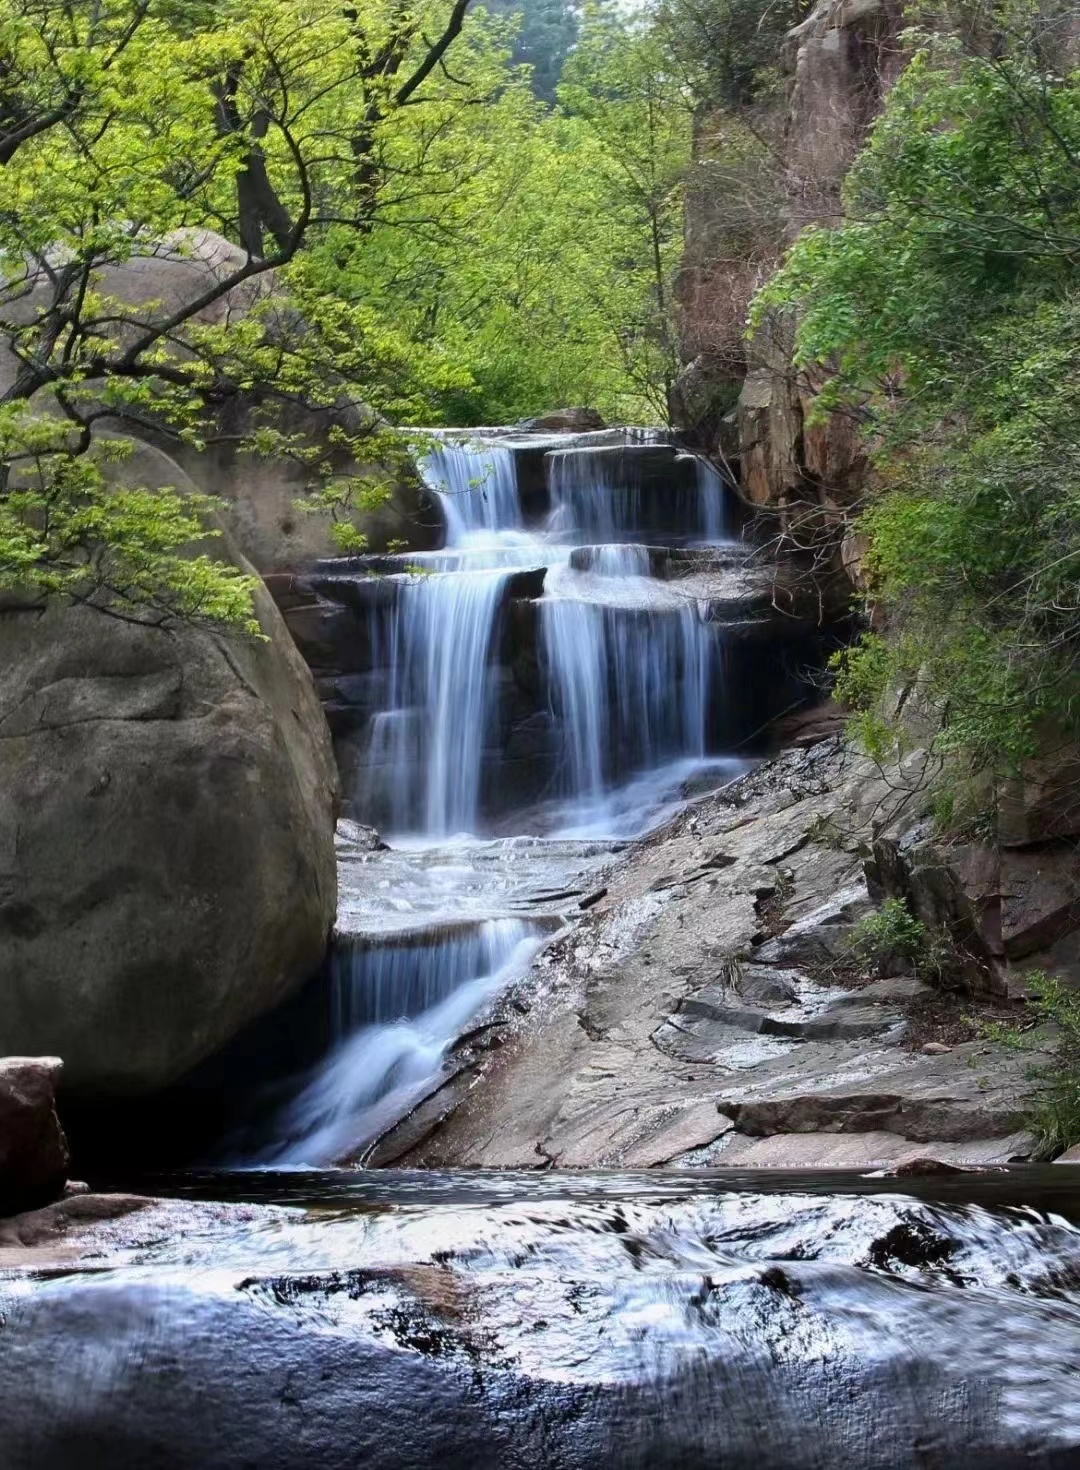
[370,739,1048,1172]
[5,1181,1080,1469]
[0,492,338,1096]
[0,1057,69,1215]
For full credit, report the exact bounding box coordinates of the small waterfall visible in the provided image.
[542,597,715,799]
[587,544,651,577]
[695,456,730,543]
[421,439,521,545]
[548,445,732,542]
[547,449,638,541]
[362,567,512,836]
[259,920,541,1165]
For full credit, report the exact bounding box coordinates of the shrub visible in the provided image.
[1026,973,1080,1157]
[850,898,928,976]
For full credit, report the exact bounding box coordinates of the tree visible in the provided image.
[482,0,579,103]
[0,0,479,623]
[556,4,693,416]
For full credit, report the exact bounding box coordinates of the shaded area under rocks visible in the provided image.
[367,737,1057,1172]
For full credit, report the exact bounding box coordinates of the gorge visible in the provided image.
[3,0,1080,1463]
[6,426,1080,1470]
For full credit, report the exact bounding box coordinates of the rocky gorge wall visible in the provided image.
[675,0,1080,1005]
[677,0,904,530]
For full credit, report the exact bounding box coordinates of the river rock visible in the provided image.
[0,1058,69,1215]
[0,466,338,1095]
[368,742,1049,1171]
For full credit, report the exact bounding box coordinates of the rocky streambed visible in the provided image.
[365,737,1055,1172]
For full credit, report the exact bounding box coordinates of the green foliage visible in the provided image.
[850,898,929,975]
[0,0,702,622]
[361,1,694,424]
[481,0,579,102]
[655,0,797,111]
[0,426,260,630]
[1023,972,1080,1156]
[756,30,1080,778]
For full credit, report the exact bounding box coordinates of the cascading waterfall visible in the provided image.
[251,427,741,1164]
[547,448,641,541]
[363,567,513,836]
[584,544,652,577]
[259,920,540,1166]
[542,596,715,799]
[548,446,731,543]
[421,438,521,544]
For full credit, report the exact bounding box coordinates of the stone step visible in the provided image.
[673,988,906,1043]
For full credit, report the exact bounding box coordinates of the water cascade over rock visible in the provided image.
[254,920,540,1166]
[256,428,835,1163]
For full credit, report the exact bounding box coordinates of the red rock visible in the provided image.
[0,1057,69,1216]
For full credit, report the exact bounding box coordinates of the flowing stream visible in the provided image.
[249,430,745,1166]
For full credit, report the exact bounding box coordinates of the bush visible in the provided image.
[850,898,928,976]
[1026,974,1080,1158]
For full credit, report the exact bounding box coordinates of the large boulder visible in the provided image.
[514,407,606,433]
[0,452,339,1096]
[0,1058,69,1215]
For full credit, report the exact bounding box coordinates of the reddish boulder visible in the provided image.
[0,1057,69,1216]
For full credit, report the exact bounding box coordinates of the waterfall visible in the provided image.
[542,596,715,799]
[258,920,541,1166]
[548,445,733,541]
[247,426,752,1166]
[695,455,730,543]
[547,448,638,541]
[361,567,512,837]
[421,439,521,544]
[586,544,651,577]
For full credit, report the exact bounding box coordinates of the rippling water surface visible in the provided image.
[5,1168,1080,1468]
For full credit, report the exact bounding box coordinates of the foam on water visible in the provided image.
[253,920,541,1166]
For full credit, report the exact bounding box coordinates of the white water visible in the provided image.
[541,595,714,800]
[367,566,513,836]
[253,431,741,1165]
[257,921,541,1167]
[584,543,652,577]
[695,455,729,544]
[421,439,521,544]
